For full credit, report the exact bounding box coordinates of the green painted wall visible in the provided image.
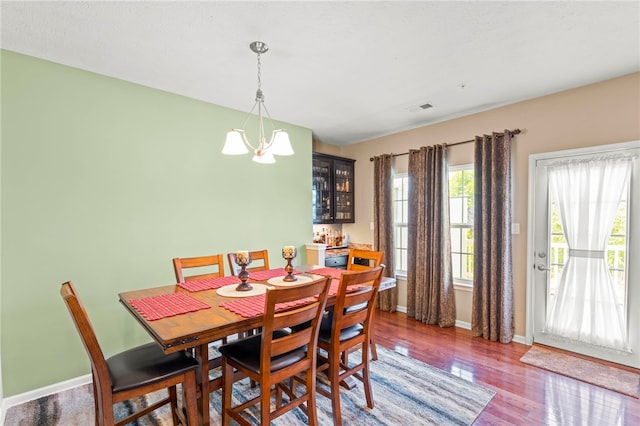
[0,50,313,396]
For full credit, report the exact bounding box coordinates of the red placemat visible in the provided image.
[326,279,365,297]
[129,293,210,321]
[220,295,315,318]
[307,267,344,280]
[248,268,300,281]
[178,276,241,292]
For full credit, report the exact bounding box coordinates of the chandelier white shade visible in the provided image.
[221,41,293,164]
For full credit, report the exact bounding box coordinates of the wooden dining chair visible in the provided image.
[227,249,270,276]
[172,253,226,282]
[60,281,199,426]
[315,265,384,426]
[346,248,384,271]
[219,276,331,426]
[346,248,384,360]
[173,253,229,382]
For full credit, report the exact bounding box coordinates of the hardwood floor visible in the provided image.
[374,310,640,425]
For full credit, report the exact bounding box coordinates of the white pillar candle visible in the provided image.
[236,250,250,264]
[282,246,297,259]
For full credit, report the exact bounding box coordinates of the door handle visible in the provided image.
[537,264,551,272]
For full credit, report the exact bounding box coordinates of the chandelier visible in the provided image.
[221,41,293,164]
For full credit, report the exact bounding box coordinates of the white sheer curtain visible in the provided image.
[544,155,633,351]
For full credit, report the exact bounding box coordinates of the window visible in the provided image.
[394,168,474,280]
[393,174,409,273]
[449,166,474,284]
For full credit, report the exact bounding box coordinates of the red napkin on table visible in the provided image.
[129,292,210,321]
[178,275,241,292]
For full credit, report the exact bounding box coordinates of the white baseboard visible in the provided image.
[512,334,528,345]
[0,373,91,422]
[454,320,527,344]
[395,308,527,345]
[456,319,471,329]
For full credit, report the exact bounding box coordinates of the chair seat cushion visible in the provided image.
[107,342,198,393]
[219,330,305,374]
[318,317,363,344]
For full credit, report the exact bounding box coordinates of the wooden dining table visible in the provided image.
[118,264,396,425]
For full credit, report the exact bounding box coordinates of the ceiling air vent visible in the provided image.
[419,103,433,110]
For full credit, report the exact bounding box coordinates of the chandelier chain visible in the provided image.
[256,52,263,101]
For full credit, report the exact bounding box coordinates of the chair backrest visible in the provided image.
[173,254,225,283]
[331,265,384,338]
[261,276,331,369]
[346,249,384,271]
[227,249,270,276]
[60,282,111,393]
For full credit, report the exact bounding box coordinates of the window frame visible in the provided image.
[449,164,475,288]
[392,173,409,277]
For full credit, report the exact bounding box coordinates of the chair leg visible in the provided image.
[222,360,233,426]
[276,382,283,409]
[260,381,271,426]
[95,380,115,426]
[370,319,378,360]
[329,349,343,426]
[306,368,318,426]
[183,372,200,426]
[196,344,210,425]
[361,344,374,409]
[370,334,378,361]
[91,373,100,426]
[168,385,179,425]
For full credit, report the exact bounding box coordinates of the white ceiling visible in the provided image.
[2,1,639,146]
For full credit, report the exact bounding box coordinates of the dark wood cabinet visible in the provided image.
[312,153,355,224]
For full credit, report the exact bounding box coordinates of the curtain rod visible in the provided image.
[369,129,521,161]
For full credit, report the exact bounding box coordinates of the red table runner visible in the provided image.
[306,267,344,280]
[178,275,241,292]
[248,268,300,281]
[129,292,210,321]
[326,279,366,296]
[220,295,315,318]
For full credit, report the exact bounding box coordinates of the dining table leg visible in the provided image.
[195,343,210,426]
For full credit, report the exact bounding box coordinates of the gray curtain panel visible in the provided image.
[407,145,456,327]
[373,154,397,312]
[472,131,514,343]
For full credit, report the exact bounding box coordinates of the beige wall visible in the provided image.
[313,72,640,336]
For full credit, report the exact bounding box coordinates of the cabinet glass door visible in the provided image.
[334,159,354,222]
[312,157,332,223]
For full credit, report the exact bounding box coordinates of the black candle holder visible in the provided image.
[282,246,297,282]
[282,258,297,282]
[235,252,253,291]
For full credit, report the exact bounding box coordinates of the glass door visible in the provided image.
[333,159,354,223]
[528,141,639,368]
[312,157,332,223]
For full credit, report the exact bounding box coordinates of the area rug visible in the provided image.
[5,346,495,425]
[520,345,640,398]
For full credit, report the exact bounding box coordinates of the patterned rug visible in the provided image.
[5,346,495,425]
[520,345,640,398]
